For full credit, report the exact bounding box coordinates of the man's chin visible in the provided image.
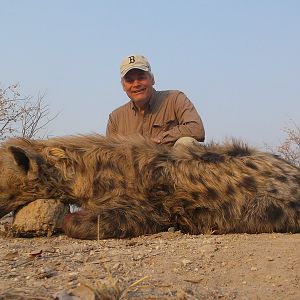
[132,97,149,105]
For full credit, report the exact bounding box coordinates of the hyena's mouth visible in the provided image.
[0,202,27,219]
[0,210,10,219]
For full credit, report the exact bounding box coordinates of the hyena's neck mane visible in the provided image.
[38,134,170,201]
[39,134,132,181]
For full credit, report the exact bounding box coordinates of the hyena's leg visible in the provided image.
[62,196,170,239]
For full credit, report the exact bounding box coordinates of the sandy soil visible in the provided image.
[0,218,299,300]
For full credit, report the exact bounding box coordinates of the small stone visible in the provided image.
[35,268,57,279]
[182,259,192,267]
[112,262,121,270]
[28,249,43,257]
[250,267,257,271]
[3,251,19,261]
[168,227,176,233]
[68,272,78,281]
[176,289,188,299]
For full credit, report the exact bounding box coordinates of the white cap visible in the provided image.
[120,54,151,77]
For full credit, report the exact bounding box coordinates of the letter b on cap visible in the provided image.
[128,56,135,64]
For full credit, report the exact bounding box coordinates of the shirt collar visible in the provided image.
[130,89,157,112]
[148,89,157,109]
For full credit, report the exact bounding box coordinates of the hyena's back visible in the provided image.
[165,142,300,235]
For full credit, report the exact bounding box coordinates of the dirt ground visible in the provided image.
[0,218,299,300]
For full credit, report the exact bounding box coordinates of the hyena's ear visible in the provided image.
[8,146,40,180]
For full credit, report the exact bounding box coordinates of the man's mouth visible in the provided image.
[133,88,146,94]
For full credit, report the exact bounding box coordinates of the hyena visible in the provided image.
[0,134,299,239]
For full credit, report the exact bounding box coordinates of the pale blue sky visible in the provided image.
[1,0,299,149]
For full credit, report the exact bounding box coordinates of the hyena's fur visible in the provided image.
[0,134,299,239]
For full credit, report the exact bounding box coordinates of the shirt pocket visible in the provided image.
[152,119,177,132]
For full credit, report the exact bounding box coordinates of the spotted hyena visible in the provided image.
[0,134,299,239]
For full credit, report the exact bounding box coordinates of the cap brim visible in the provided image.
[121,65,150,77]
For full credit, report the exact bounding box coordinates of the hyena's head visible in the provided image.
[0,143,44,218]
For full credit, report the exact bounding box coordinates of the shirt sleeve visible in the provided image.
[106,114,117,137]
[160,92,205,144]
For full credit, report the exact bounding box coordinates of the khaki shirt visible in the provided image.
[106,90,205,145]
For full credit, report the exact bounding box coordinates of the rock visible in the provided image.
[12,199,70,237]
[69,285,97,300]
[54,290,78,300]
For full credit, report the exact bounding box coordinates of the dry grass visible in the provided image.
[78,273,149,300]
[69,215,150,300]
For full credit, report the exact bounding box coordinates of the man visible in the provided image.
[106,54,205,146]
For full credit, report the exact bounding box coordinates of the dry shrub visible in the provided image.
[277,121,300,167]
[0,83,57,140]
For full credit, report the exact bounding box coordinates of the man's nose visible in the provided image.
[132,79,141,86]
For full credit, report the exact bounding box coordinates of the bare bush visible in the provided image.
[0,83,57,140]
[277,121,300,167]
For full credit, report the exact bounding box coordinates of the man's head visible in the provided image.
[120,55,152,78]
[120,55,155,109]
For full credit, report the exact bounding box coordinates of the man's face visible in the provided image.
[121,69,154,107]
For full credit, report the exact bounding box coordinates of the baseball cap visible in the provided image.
[120,54,151,77]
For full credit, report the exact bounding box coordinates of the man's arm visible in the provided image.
[106,114,117,137]
[159,92,205,145]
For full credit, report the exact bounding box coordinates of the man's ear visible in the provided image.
[121,78,126,92]
[8,146,40,180]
